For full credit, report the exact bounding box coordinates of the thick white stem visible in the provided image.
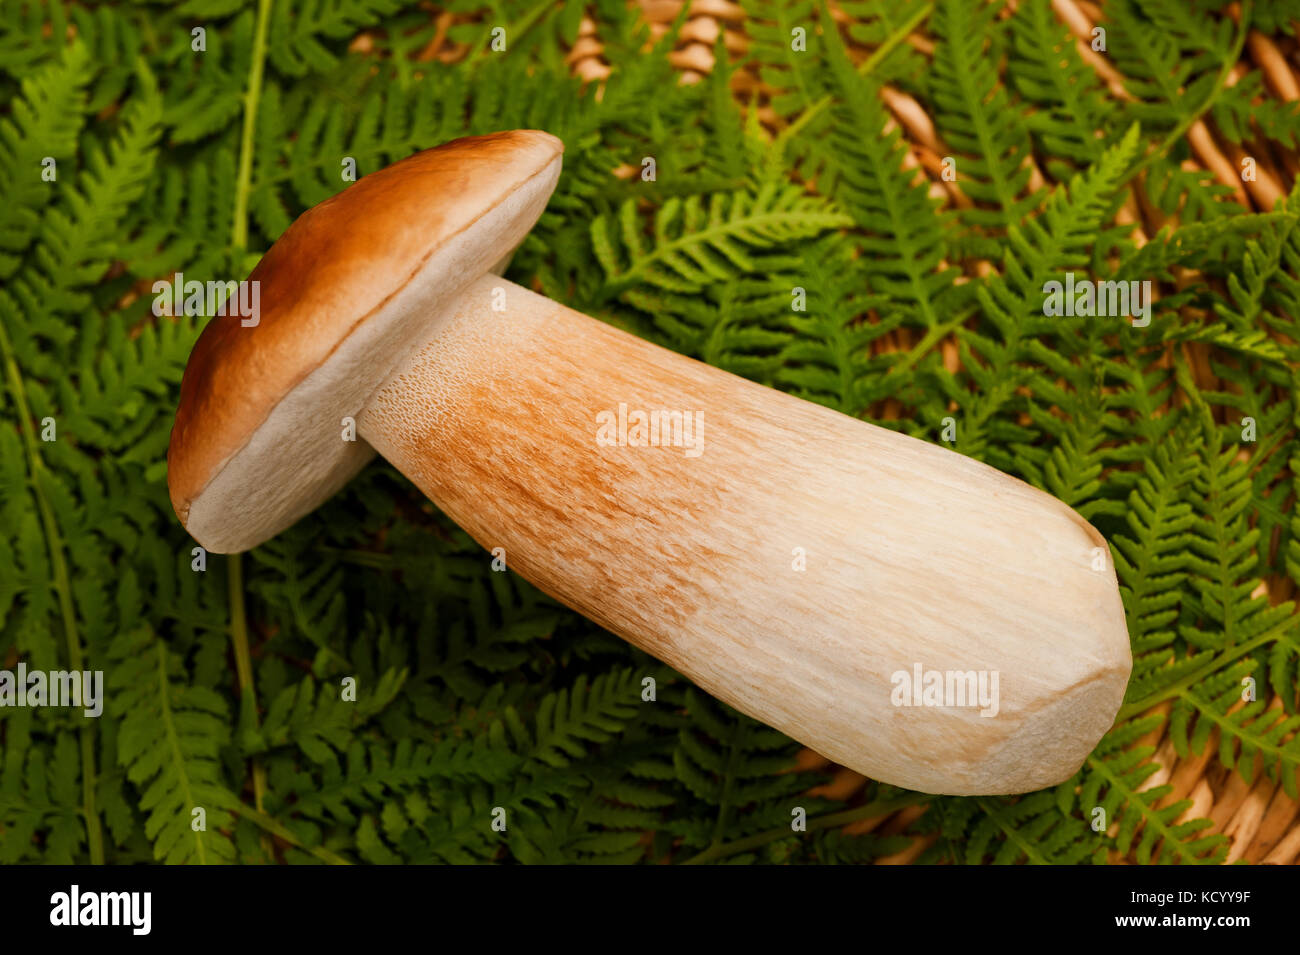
[356,274,1129,795]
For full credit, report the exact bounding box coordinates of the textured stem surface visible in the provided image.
[358,274,1130,795]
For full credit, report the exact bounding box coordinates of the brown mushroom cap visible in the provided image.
[167,130,564,553]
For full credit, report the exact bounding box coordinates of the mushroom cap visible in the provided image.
[167,130,564,553]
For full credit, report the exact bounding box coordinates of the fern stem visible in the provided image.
[681,793,931,864]
[776,2,934,152]
[226,804,352,865]
[1183,689,1300,773]
[0,321,104,865]
[1083,750,1213,864]
[708,728,745,849]
[230,0,273,252]
[973,798,1052,864]
[892,307,975,375]
[227,0,274,849]
[228,557,254,695]
[228,555,269,822]
[1116,628,1284,722]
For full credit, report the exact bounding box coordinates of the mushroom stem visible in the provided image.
[355,274,1131,795]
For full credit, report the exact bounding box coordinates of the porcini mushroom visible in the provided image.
[168,130,1132,796]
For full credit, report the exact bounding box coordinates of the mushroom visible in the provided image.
[168,130,1131,796]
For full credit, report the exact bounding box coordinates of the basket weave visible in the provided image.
[421,0,1300,864]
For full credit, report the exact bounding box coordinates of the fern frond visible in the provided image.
[810,8,959,332]
[1112,425,1201,705]
[1109,0,1235,131]
[501,668,642,775]
[930,0,1042,230]
[108,628,238,864]
[778,235,904,414]
[161,10,250,144]
[669,689,825,854]
[1212,72,1300,151]
[1170,661,1300,799]
[924,784,1092,865]
[5,62,162,319]
[592,185,850,296]
[1079,718,1229,864]
[0,42,91,276]
[741,0,827,122]
[268,0,406,77]
[836,0,930,86]
[944,124,1141,466]
[0,712,84,863]
[1182,417,1295,657]
[622,274,796,381]
[1008,0,1115,173]
[280,737,519,828]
